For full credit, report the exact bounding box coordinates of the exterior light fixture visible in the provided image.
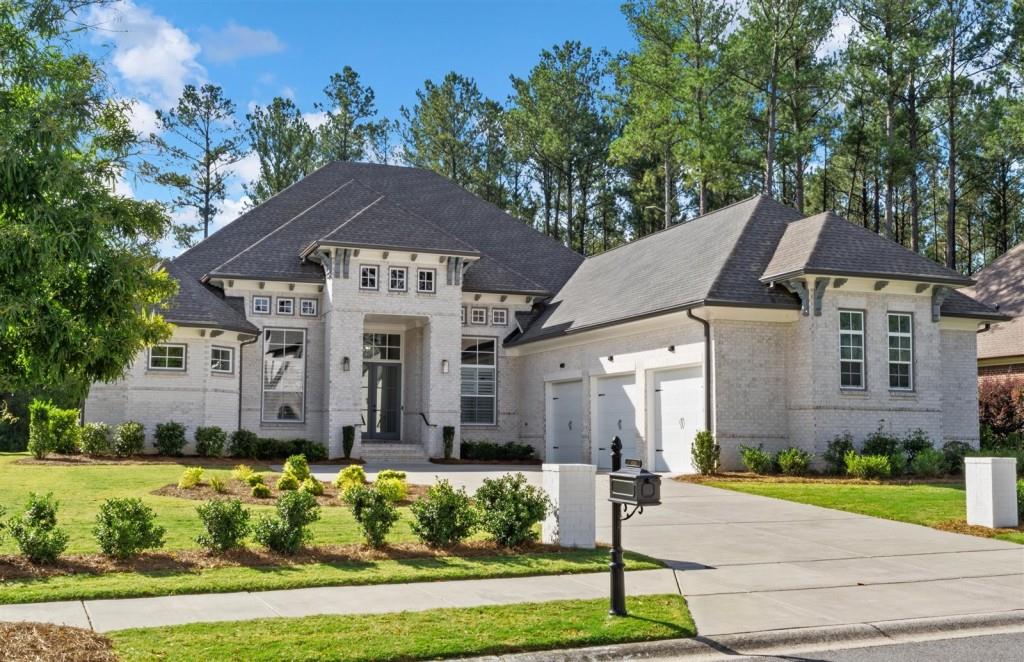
[441,359,450,374]
[342,356,350,372]
[668,345,675,353]
[559,362,565,369]
[608,355,614,362]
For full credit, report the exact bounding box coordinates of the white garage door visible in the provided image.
[594,374,639,470]
[653,366,704,473]
[548,380,584,463]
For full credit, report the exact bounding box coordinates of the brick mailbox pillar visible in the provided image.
[541,463,597,549]
[965,457,1019,529]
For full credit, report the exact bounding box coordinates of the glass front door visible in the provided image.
[362,362,401,440]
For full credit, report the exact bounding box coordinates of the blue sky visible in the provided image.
[81,0,636,253]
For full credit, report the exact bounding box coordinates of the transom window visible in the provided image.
[277,297,294,315]
[491,308,508,326]
[300,298,317,316]
[839,310,865,389]
[470,307,487,325]
[389,267,407,291]
[417,268,435,293]
[262,329,305,422]
[461,337,496,425]
[211,346,233,374]
[150,344,186,371]
[252,296,270,315]
[363,333,401,361]
[888,313,913,390]
[360,265,379,290]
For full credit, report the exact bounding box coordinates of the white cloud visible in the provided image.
[281,86,296,100]
[126,98,160,136]
[228,152,261,195]
[303,111,329,130]
[819,12,855,58]
[198,22,285,64]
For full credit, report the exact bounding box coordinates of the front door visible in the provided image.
[363,363,401,440]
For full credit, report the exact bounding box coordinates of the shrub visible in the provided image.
[941,441,973,475]
[901,429,933,461]
[739,445,775,474]
[1017,480,1024,521]
[474,473,549,548]
[283,455,311,481]
[287,439,327,463]
[342,425,355,459]
[251,484,272,498]
[862,426,901,457]
[252,490,320,554]
[276,473,300,491]
[245,473,265,487]
[27,400,54,459]
[6,493,69,564]
[910,447,945,478]
[112,421,145,457]
[823,433,855,475]
[80,422,112,456]
[232,464,255,482]
[209,475,228,494]
[887,450,908,476]
[343,485,399,548]
[460,440,535,461]
[967,448,1024,478]
[845,451,892,479]
[690,430,720,475]
[178,467,204,489]
[194,426,227,457]
[48,408,81,455]
[93,498,165,560]
[335,465,366,491]
[229,429,258,458]
[196,499,250,553]
[375,477,408,503]
[776,447,812,476]
[154,422,187,456]
[978,376,1024,437]
[442,426,455,459]
[300,477,324,496]
[376,469,407,481]
[409,479,476,547]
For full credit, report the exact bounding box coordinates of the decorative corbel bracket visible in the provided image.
[782,279,810,316]
[932,285,951,322]
[812,278,830,316]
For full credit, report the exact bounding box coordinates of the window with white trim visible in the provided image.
[461,306,466,325]
[461,337,496,425]
[300,298,317,316]
[839,310,865,389]
[417,268,435,293]
[887,313,913,390]
[277,297,294,315]
[252,296,270,315]
[211,346,233,374]
[360,265,378,290]
[150,344,186,371]
[262,329,305,422]
[470,307,487,325]
[389,267,407,291]
[491,308,508,326]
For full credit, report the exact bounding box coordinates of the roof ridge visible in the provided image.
[706,196,786,299]
[318,190,386,241]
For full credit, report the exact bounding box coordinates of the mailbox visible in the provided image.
[608,459,661,506]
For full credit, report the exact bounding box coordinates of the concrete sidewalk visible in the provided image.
[0,568,677,633]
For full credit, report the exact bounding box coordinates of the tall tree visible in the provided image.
[146,84,243,247]
[315,66,381,163]
[244,97,316,206]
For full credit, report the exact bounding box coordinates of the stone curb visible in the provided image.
[461,610,1024,661]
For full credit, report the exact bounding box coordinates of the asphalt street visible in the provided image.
[734,631,1024,661]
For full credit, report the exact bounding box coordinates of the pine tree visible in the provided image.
[244,97,317,206]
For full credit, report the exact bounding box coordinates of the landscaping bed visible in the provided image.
[152,476,429,507]
[430,458,542,465]
[0,622,116,662]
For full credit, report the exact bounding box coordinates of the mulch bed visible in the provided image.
[0,541,573,582]
[151,475,429,507]
[430,458,542,465]
[0,622,116,662]
[675,472,966,486]
[933,519,1024,539]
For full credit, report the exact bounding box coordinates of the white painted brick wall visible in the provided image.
[541,463,596,548]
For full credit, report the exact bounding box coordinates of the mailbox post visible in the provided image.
[607,436,661,617]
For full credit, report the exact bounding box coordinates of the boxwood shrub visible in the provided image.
[154,422,186,456]
[196,499,250,553]
[93,498,166,560]
[80,422,112,456]
[739,445,775,475]
[460,440,535,461]
[112,421,145,457]
[410,479,476,547]
[194,426,227,457]
[474,473,549,548]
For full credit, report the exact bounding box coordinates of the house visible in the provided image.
[84,162,1004,470]
[966,242,1024,381]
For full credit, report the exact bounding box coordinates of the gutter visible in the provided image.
[686,308,713,433]
[237,333,260,432]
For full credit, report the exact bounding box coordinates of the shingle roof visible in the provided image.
[159,262,258,335]
[966,242,1024,316]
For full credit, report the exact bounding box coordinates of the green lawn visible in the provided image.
[705,479,1024,545]
[110,594,695,662]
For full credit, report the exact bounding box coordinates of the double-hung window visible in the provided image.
[389,267,407,291]
[262,329,306,422]
[211,346,233,374]
[277,297,294,315]
[470,307,487,325]
[887,313,913,390]
[839,310,865,389]
[252,296,270,315]
[360,265,379,290]
[150,344,186,371]
[491,308,508,326]
[300,298,317,316]
[417,268,435,293]
[461,337,496,425]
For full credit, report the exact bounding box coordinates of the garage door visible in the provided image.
[548,380,584,463]
[653,366,704,473]
[594,374,639,470]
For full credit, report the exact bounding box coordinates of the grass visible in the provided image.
[110,594,695,662]
[704,477,1024,545]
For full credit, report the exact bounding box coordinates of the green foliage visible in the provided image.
[229,429,259,458]
[251,484,272,499]
[443,426,455,459]
[283,455,311,481]
[6,492,69,564]
[460,440,535,461]
[1017,480,1024,521]
[154,422,187,456]
[901,429,933,461]
[342,426,355,459]
[0,383,85,452]
[844,452,892,480]
[92,498,165,560]
[861,428,901,457]
[27,400,54,459]
[474,473,550,548]
[941,441,973,475]
[776,447,812,476]
[376,469,407,481]
[374,477,408,503]
[690,430,720,475]
[316,66,388,163]
[248,437,327,461]
[967,448,1024,478]
[823,433,856,474]
[276,473,300,491]
[245,473,265,487]
[80,422,112,456]
[343,485,399,548]
[178,468,204,490]
[739,445,776,475]
[252,490,321,555]
[300,477,324,496]
[48,407,80,455]
[232,465,254,482]
[195,499,251,553]
[409,479,476,547]
[910,448,946,478]
[209,475,228,494]
[112,422,145,457]
[245,97,317,205]
[194,426,227,458]
[335,465,366,492]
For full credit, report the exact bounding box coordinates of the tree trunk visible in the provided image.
[907,70,921,252]
[765,45,779,198]
[873,175,881,234]
[663,147,672,229]
[945,25,957,270]
[885,97,895,240]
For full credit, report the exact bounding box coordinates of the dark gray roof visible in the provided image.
[966,242,1024,317]
[160,262,258,335]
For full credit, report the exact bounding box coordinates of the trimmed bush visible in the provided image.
[178,467,204,489]
[229,429,258,458]
[289,439,327,463]
[409,479,476,547]
[194,426,227,457]
[253,490,320,554]
[80,422,112,456]
[154,422,187,456]
[251,484,272,499]
[941,441,972,475]
[196,499,251,553]
[474,473,549,548]
[443,426,455,459]
[823,433,855,475]
[690,430,720,475]
[342,425,355,459]
[1017,480,1024,520]
[375,477,408,503]
[887,450,908,476]
[245,473,265,487]
[300,477,325,496]
[48,408,81,455]
[776,447,811,476]
[910,447,945,478]
[6,492,69,564]
[335,465,366,492]
[343,485,399,548]
[27,400,54,459]
[112,421,145,457]
[283,455,311,481]
[376,469,407,481]
[739,445,775,475]
[460,440,535,461]
[978,376,1024,437]
[232,465,255,482]
[901,429,933,461]
[861,427,901,457]
[93,498,165,560]
[845,451,892,479]
[210,475,228,494]
[276,473,300,491]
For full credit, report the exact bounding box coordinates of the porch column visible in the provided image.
[326,309,365,459]
[421,311,461,457]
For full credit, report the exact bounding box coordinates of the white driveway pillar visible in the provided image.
[965,457,1019,529]
[541,463,596,549]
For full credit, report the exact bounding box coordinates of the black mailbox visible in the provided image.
[608,459,661,506]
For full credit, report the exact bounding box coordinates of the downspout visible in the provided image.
[237,333,260,432]
[686,308,712,433]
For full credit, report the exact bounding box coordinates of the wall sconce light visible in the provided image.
[559,362,565,369]
[607,355,614,362]
[668,345,675,353]
[342,356,350,372]
[441,359,450,374]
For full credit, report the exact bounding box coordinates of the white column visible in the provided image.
[422,313,461,457]
[965,457,1019,529]
[325,308,364,458]
[541,463,596,549]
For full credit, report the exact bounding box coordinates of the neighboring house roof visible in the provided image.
[966,242,1024,360]
[159,262,258,335]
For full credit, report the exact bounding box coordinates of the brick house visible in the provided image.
[966,243,1024,382]
[84,163,1004,470]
